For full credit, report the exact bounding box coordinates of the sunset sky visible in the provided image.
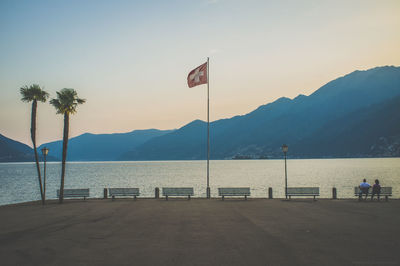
[1,0,400,146]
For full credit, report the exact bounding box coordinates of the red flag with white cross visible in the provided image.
[187,62,208,88]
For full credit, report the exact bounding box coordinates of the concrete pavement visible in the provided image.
[0,198,399,265]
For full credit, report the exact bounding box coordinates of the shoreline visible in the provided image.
[2,197,399,208]
[1,156,400,164]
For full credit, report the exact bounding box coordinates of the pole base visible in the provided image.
[206,187,211,199]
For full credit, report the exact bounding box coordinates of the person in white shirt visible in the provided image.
[359,178,371,201]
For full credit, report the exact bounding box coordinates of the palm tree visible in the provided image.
[20,84,49,205]
[50,88,85,203]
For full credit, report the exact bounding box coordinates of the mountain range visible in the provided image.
[0,129,173,162]
[0,133,59,162]
[37,129,174,161]
[121,66,400,159]
[0,133,36,162]
[1,65,399,162]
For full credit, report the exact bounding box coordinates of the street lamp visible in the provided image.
[282,144,288,199]
[41,147,49,203]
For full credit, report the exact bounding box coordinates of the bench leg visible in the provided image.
[112,195,115,201]
[385,196,388,202]
[222,195,224,201]
[313,195,316,201]
[166,195,168,201]
[84,196,86,201]
[289,195,291,200]
[245,195,247,200]
[188,195,191,200]
[134,195,137,200]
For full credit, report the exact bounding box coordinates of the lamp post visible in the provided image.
[282,144,288,199]
[41,147,49,203]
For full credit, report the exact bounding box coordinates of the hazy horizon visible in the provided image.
[1,0,400,146]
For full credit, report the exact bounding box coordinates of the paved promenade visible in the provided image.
[0,199,399,266]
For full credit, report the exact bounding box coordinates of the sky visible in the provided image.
[1,0,400,146]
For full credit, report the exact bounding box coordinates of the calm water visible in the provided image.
[0,158,399,205]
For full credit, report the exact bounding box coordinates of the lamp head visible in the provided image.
[282,144,288,153]
[41,147,49,156]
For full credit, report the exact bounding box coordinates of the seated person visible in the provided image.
[371,179,381,201]
[359,179,371,200]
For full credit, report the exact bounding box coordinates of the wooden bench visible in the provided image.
[286,187,319,200]
[354,187,392,201]
[108,188,140,200]
[162,187,194,200]
[57,188,89,200]
[218,187,250,200]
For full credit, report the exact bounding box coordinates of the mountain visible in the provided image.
[292,95,400,157]
[121,66,400,160]
[39,129,174,161]
[4,66,400,161]
[0,133,59,162]
[0,133,35,162]
[120,120,209,160]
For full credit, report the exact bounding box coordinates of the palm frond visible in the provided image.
[19,84,49,103]
[50,88,86,115]
[49,99,64,114]
[76,98,86,104]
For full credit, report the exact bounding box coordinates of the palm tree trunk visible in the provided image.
[31,100,44,205]
[59,112,69,204]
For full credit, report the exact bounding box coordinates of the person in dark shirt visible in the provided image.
[371,179,381,201]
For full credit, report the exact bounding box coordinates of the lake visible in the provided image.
[0,158,399,205]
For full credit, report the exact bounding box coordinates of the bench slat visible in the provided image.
[218,187,250,196]
[287,187,319,195]
[162,187,194,196]
[354,187,392,195]
[109,188,140,196]
[57,189,89,198]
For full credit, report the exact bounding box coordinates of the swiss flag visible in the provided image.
[187,62,208,88]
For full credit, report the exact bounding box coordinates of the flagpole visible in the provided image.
[207,57,210,199]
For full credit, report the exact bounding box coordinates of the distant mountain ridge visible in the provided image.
[0,133,35,162]
[39,129,174,161]
[2,65,400,162]
[0,129,174,162]
[292,95,400,157]
[120,65,400,160]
